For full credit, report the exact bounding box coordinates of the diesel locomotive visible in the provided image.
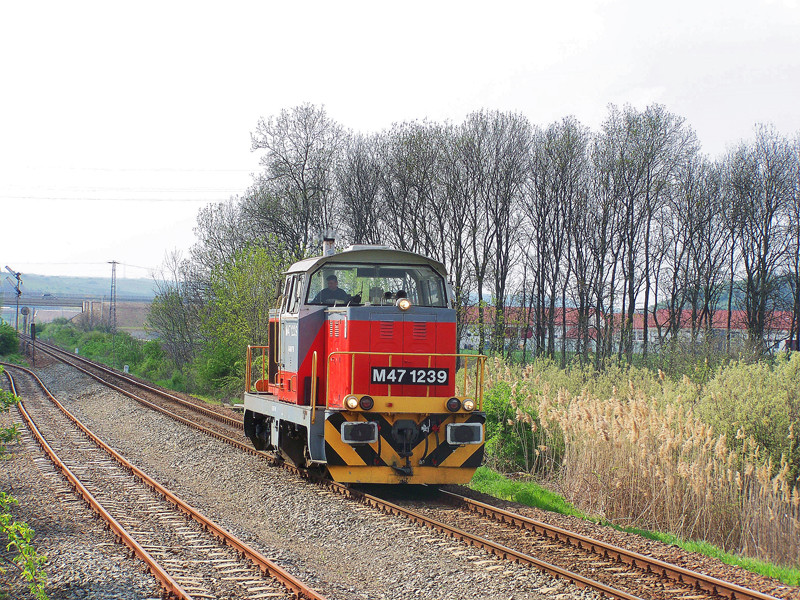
[242,245,486,484]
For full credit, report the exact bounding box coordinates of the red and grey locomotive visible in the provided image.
[242,245,486,484]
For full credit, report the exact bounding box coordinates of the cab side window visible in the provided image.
[280,277,292,313]
[287,274,303,313]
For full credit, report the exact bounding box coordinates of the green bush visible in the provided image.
[482,372,563,475]
[194,344,242,398]
[163,370,188,392]
[0,321,18,355]
[42,321,200,397]
[695,352,800,483]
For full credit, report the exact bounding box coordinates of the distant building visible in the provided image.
[460,306,794,354]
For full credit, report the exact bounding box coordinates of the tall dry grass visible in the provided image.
[479,358,800,568]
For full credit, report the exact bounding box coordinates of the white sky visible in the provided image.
[1,0,798,282]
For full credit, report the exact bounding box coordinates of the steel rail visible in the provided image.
[3,367,191,600]
[20,347,303,472]
[437,489,782,600]
[23,350,783,600]
[35,340,243,430]
[322,480,645,600]
[33,342,253,455]
[14,351,642,598]
[10,361,641,600]
[2,363,327,600]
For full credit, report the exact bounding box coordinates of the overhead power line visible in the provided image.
[0,195,235,202]
[1,166,254,173]
[6,185,244,192]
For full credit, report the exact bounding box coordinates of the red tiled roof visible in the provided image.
[462,305,793,335]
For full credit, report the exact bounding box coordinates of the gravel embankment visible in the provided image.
[31,363,600,600]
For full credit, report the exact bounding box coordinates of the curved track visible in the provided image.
[23,342,791,600]
[2,362,326,600]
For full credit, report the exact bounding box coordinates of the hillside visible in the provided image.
[0,274,158,300]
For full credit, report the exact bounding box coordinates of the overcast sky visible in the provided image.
[1,0,798,284]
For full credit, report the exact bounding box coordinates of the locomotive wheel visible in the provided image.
[278,422,309,468]
[251,434,267,452]
[243,410,268,451]
[305,463,329,480]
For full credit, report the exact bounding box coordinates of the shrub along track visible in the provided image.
[28,341,800,600]
[2,362,326,600]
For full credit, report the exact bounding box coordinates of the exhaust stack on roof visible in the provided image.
[322,232,336,256]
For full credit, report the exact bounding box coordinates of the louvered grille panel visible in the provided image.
[329,320,341,337]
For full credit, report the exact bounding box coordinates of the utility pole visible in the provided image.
[109,260,118,367]
[4,266,21,332]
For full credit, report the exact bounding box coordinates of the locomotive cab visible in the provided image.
[243,245,486,484]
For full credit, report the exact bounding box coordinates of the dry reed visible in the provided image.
[480,359,800,568]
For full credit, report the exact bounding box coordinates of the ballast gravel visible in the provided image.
[30,363,600,600]
[0,378,161,600]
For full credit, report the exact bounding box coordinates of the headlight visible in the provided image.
[446,397,461,412]
[396,298,411,311]
[344,395,359,410]
[463,398,476,411]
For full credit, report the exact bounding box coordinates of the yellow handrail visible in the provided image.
[310,351,318,423]
[324,352,486,410]
[245,345,270,393]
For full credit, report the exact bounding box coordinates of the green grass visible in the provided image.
[625,528,800,586]
[469,466,588,518]
[470,466,800,586]
[0,353,26,365]
[190,393,227,406]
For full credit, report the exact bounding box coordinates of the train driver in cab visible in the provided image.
[312,274,355,305]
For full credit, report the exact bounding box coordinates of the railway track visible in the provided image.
[2,362,326,600]
[32,339,244,435]
[378,488,784,600]
[22,343,795,600]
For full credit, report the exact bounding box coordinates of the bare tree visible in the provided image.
[600,105,698,362]
[457,110,530,356]
[587,120,628,367]
[727,125,795,352]
[685,160,730,341]
[191,200,254,276]
[438,123,481,349]
[650,156,730,358]
[147,250,203,377]
[250,103,343,257]
[374,121,445,257]
[460,112,498,355]
[787,136,800,350]
[336,132,383,245]
[523,117,589,361]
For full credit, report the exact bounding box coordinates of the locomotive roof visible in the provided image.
[286,246,447,277]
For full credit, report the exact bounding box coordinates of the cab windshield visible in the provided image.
[305,263,448,307]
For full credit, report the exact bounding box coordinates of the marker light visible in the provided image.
[463,398,476,411]
[359,395,375,410]
[446,397,461,412]
[344,395,359,410]
[396,298,412,311]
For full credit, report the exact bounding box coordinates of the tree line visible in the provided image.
[148,103,800,389]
